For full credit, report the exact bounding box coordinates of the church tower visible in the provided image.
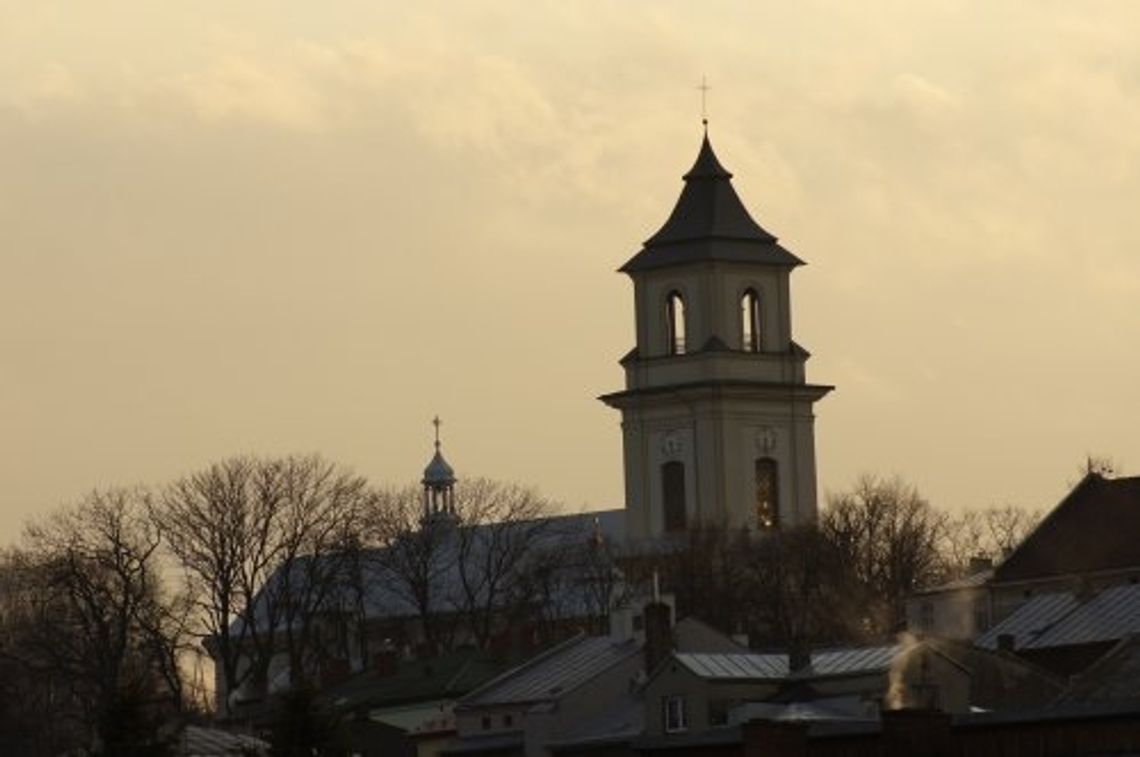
[601,130,832,540]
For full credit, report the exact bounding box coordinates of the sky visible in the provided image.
[2,1,1140,541]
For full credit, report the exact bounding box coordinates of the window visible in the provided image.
[503,714,513,728]
[662,461,687,532]
[665,291,686,355]
[481,716,491,730]
[741,288,761,351]
[663,695,688,733]
[755,458,779,529]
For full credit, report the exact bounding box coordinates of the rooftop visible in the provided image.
[978,583,1140,651]
[457,633,640,707]
[674,645,900,682]
[994,474,1140,584]
[620,132,803,273]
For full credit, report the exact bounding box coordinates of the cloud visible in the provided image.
[174,54,328,130]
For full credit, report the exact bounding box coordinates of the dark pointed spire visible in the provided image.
[621,132,802,273]
[683,132,732,181]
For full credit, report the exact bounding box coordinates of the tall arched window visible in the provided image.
[662,461,687,532]
[755,458,779,529]
[665,291,686,355]
[741,289,761,352]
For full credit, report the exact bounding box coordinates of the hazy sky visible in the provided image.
[3,1,1139,541]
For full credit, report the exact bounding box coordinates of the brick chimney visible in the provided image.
[643,601,673,674]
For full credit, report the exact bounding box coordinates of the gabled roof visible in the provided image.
[620,133,803,273]
[993,474,1140,583]
[457,633,640,708]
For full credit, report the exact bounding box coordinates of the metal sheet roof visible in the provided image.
[459,634,640,707]
[181,725,268,757]
[675,645,898,681]
[978,584,1140,651]
[976,592,1079,650]
[1029,584,1140,648]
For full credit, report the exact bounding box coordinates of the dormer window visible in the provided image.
[665,291,686,355]
[741,288,761,352]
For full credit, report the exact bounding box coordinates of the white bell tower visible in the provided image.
[601,130,832,541]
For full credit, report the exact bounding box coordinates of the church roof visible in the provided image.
[620,133,803,273]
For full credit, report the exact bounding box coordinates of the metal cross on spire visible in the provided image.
[697,75,711,127]
[432,415,442,450]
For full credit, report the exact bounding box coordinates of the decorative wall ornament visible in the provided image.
[660,430,687,459]
[755,426,778,455]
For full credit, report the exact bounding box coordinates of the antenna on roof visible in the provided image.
[697,75,711,130]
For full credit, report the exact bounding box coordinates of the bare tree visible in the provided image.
[629,525,752,639]
[0,489,183,756]
[982,504,1042,559]
[941,509,989,575]
[821,475,946,637]
[942,504,1043,576]
[252,456,371,688]
[451,478,555,648]
[740,525,862,647]
[158,454,369,712]
[367,485,456,655]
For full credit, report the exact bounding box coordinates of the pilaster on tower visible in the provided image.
[600,130,832,541]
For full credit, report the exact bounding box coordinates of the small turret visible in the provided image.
[422,416,457,524]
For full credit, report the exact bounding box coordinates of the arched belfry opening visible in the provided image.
[601,128,833,539]
[741,288,761,352]
[755,457,779,530]
[422,416,457,524]
[666,291,687,355]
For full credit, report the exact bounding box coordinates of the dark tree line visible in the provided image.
[0,459,1043,755]
[640,474,1042,648]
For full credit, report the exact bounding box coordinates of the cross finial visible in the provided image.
[697,75,711,128]
[432,415,441,450]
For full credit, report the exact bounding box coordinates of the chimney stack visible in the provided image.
[643,601,673,674]
[788,640,811,674]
